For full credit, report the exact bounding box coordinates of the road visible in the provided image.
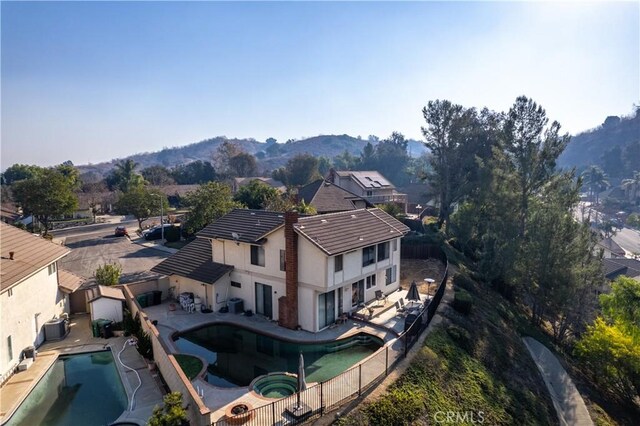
[58,229,169,284]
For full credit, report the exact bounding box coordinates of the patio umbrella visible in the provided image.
[296,353,307,408]
[407,280,421,303]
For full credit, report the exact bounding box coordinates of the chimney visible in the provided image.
[279,211,299,330]
[9,251,14,260]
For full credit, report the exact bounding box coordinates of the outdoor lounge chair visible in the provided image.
[395,301,406,316]
[375,290,388,305]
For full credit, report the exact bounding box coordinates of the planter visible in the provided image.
[224,402,254,425]
[169,303,176,311]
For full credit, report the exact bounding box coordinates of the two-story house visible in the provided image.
[0,223,83,383]
[326,170,408,213]
[296,179,373,214]
[151,208,409,332]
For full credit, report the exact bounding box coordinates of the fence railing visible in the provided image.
[212,245,449,426]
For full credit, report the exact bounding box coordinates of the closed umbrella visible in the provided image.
[407,280,421,306]
[296,353,307,408]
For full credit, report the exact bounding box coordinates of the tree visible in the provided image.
[1,164,42,185]
[317,156,332,176]
[228,152,258,177]
[582,165,609,204]
[55,162,81,191]
[376,203,404,219]
[273,154,321,187]
[600,276,640,342]
[94,263,122,286]
[622,170,640,203]
[213,141,242,177]
[148,392,188,426]
[106,159,145,191]
[233,180,280,209]
[182,182,242,235]
[12,168,78,235]
[171,161,216,184]
[115,186,168,230]
[502,96,570,236]
[142,165,176,186]
[265,143,282,158]
[333,150,358,170]
[371,132,411,186]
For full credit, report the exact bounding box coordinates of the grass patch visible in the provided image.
[175,354,203,380]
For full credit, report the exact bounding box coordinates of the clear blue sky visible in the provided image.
[1,1,638,168]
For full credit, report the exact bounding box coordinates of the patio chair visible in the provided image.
[375,290,388,306]
[399,298,406,309]
[395,301,406,316]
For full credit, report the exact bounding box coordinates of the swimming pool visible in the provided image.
[4,351,128,426]
[173,324,383,387]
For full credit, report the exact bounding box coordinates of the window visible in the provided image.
[366,274,376,289]
[48,263,56,275]
[362,245,376,267]
[280,250,286,271]
[7,288,13,297]
[7,336,12,362]
[393,239,398,251]
[231,281,242,288]
[377,242,389,261]
[335,255,343,272]
[251,246,265,267]
[366,190,373,197]
[385,266,397,286]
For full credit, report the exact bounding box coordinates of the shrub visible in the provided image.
[148,392,188,426]
[453,273,476,293]
[452,289,472,315]
[164,226,181,243]
[123,310,140,336]
[136,331,154,360]
[94,263,122,286]
[446,324,473,353]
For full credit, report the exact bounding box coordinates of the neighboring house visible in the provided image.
[326,169,408,212]
[597,237,626,258]
[152,208,409,332]
[0,223,81,383]
[297,179,372,214]
[603,258,640,282]
[75,191,118,217]
[151,184,200,208]
[1,204,20,225]
[232,177,286,194]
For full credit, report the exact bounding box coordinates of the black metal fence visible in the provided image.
[212,247,449,426]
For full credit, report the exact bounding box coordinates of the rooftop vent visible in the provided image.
[321,219,327,223]
[9,251,14,260]
[351,214,357,219]
[358,236,364,241]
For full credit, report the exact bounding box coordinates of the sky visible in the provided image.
[1,1,638,168]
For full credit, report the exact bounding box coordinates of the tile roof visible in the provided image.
[151,237,233,284]
[87,285,126,302]
[598,237,626,256]
[294,208,410,256]
[58,269,85,294]
[603,258,640,279]
[297,179,373,214]
[197,209,285,244]
[1,222,70,292]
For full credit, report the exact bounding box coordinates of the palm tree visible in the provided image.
[113,159,144,192]
[581,165,609,205]
[622,170,640,204]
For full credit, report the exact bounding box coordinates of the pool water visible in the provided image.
[5,351,128,426]
[174,325,383,387]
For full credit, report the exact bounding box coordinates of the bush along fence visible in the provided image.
[212,244,449,426]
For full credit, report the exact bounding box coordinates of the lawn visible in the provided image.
[175,354,203,380]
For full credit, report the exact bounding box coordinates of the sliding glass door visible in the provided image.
[318,290,336,329]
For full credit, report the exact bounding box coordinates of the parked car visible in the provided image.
[114,226,128,237]
[143,224,174,240]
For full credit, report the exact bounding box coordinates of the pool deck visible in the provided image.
[142,286,429,420]
[0,314,164,426]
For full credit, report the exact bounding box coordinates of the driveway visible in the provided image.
[59,233,169,283]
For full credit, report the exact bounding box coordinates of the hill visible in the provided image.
[559,110,640,176]
[76,134,428,177]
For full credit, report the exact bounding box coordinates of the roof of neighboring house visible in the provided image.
[58,269,85,294]
[233,177,286,192]
[198,209,286,244]
[87,285,126,302]
[297,179,373,213]
[335,171,395,189]
[0,222,70,292]
[603,258,640,280]
[1,204,20,223]
[598,237,626,256]
[151,237,233,284]
[294,208,410,256]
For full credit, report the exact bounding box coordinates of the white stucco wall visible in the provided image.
[0,264,66,379]
[90,297,124,323]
